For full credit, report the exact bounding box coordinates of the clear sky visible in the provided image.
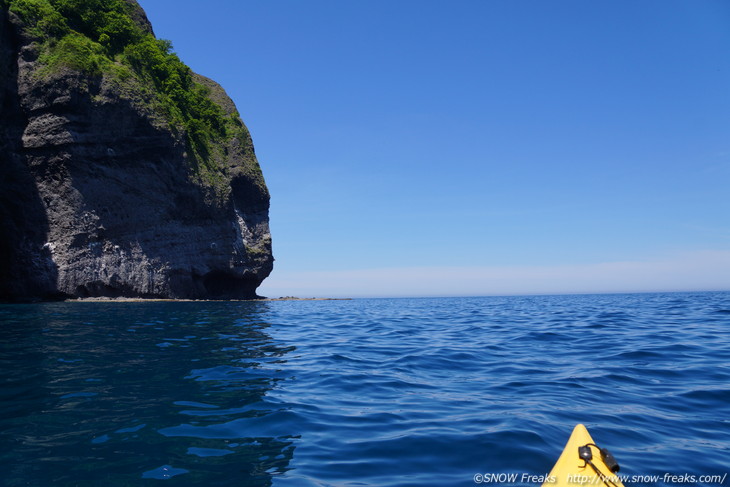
[137,0,730,297]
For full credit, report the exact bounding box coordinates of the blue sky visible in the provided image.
[137,0,730,297]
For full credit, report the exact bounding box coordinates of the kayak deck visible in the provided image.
[542,424,625,487]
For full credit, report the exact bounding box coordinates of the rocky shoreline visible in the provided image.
[62,296,350,302]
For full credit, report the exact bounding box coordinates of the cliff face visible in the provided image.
[0,0,273,300]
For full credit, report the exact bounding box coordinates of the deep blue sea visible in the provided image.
[1,292,729,487]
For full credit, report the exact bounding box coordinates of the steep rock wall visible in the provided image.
[0,1,273,300]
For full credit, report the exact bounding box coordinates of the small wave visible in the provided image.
[141,465,189,479]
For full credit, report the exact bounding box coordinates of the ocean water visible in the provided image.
[0,292,728,487]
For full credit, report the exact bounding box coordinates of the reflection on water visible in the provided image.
[0,302,295,487]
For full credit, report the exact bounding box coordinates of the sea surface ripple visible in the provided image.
[0,292,728,486]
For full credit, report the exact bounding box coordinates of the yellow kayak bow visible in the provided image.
[542,424,624,487]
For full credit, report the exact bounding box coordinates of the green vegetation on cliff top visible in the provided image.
[5,0,264,199]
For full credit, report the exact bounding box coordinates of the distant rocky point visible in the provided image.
[0,0,273,301]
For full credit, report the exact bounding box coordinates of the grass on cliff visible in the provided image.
[6,0,262,197]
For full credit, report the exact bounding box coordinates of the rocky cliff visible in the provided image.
[0,0,273,300]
